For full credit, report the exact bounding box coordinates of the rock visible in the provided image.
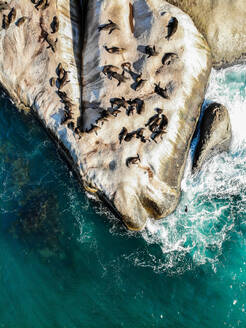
[166,0,246,68]
[81,0,211,230]
[192,103,232,173]
[0,0,212,230]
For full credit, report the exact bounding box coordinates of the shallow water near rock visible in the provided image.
[0,65,246,327]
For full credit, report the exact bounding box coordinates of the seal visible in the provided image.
[98,19,119,34]
[159,114,168,130]
[131,75,146,91]
[103,46,125,54]
[2,14,9,29]
[124,131,137,142]
[110,97,127,109]
[162,52,178,66]
[126,154,140,167]
[166,17,178,40]
[145,113,159,127]
[51,16,59,34]
[8,7,16,24]
[145,45,158,58]
[154,82,173,99]
[16,16,29,27]
[118,127,127,144]
[49,77,56,87]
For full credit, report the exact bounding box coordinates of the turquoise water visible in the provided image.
[0,65,246,328]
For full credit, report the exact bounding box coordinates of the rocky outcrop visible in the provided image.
[166,0,246,68]
[192,103,232,173]
[81,0,211,229]
[0,0,211,230]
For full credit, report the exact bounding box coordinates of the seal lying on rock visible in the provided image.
[192,102,232,173]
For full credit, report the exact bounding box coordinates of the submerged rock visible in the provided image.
[192,103,232,173]
[0,0,212,230]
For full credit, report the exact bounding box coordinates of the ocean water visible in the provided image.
[0,65,246,328]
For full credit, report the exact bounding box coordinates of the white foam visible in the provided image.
[138,64,246,272]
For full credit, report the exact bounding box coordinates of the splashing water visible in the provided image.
[139,65,246,272]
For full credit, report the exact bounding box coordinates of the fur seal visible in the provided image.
[154,82,170,99]
[40,28,57,52]
[104,46,125,54]
[131,75,146,91]
[118,127,127,144]
[159,114,168,130]
[16,16,29,27]
[162,52,178,66]
[149,117,161,132]
[166,17,178,40]
[110,97,127,109]
[58,70,70,90]
[145,113,159,127]
[145,45,158,58]
[103,66,128,86]
[2,14,9,29]
[51,16,59,34]
[98,19,119,34]
[7,7,16,24]
[124,131,137,142]
[49,77,56,87]
[150,129,166,143]
[126,154,140,167]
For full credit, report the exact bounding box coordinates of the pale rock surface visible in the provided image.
[81,0,211,229]
[166,0,246,67]
[192,103,232,173]
[0,0,211,230]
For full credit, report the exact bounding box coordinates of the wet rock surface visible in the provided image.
[192,102,232,173]
[0,0,212,230]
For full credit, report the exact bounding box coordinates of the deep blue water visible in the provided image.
[0,66,246,328]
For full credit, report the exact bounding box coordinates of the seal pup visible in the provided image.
[126,154,140,167]
[166,17,178,40]
[16,16,29,27]
[162,52,178,66]
[104,46,125,54]
[145,45,158,58]
[49,77,56,87]
[98,19,119,34]
[118,127,127,144]
[51,16,59,33]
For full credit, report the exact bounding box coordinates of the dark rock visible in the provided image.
[192,103,232,173]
